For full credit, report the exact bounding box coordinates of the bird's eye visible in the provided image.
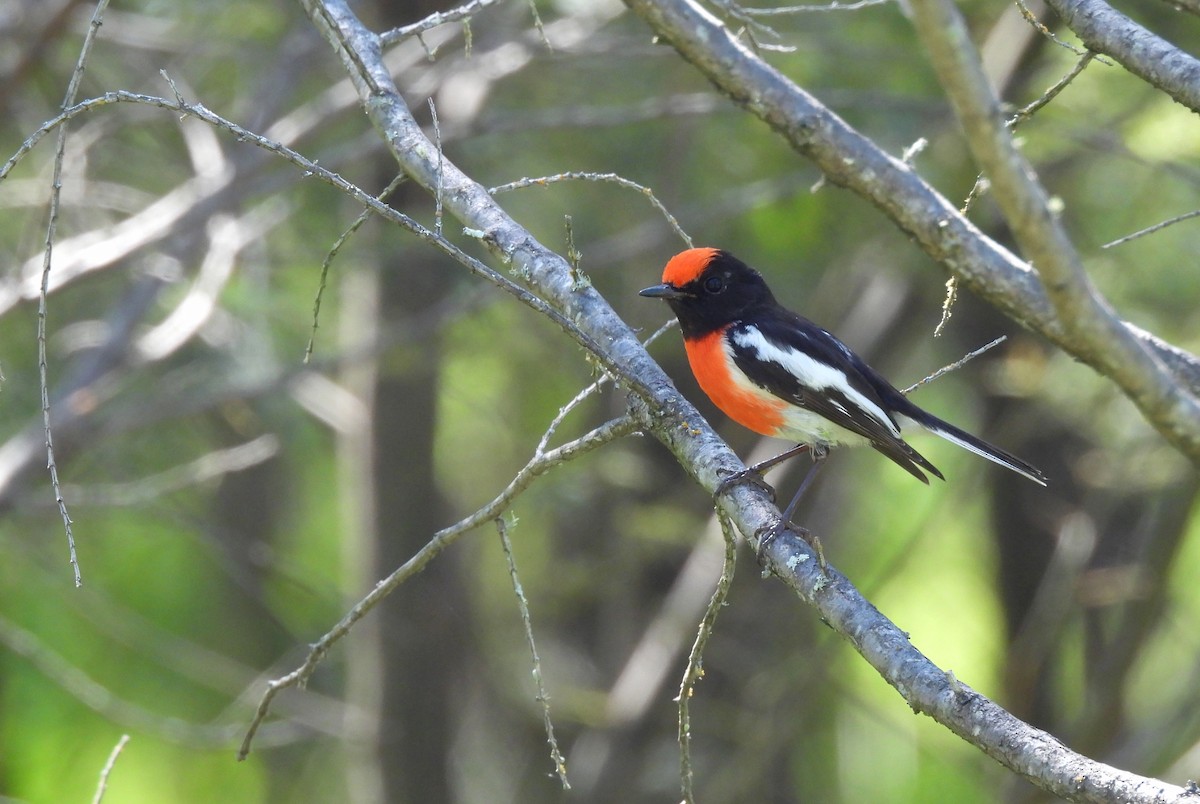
[703,275,725,294]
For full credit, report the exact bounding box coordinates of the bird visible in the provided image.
[639,247,1046,519]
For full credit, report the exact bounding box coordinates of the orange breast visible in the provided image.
[683,329,785,437]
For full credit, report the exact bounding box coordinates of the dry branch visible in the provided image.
[1042,0,1200,113]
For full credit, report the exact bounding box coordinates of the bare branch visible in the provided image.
[38,0,113,587]
[306,174,408,363]
[902,336,1007,394]
[1012,0,1089,55]
[909,0,1200,460]
[536,319,676,456]
[677,508,738,804]
[496,516,570,790]
[238,415,639,759]
[91,734,130,804]
[378,0,501,45]
[1007,51,1098,128]
[1042,0,1200,113]
[738,0,891,12]
[428,97,444,237]
[1103,209,1200,250]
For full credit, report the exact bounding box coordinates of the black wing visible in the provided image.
[728,312,944,484]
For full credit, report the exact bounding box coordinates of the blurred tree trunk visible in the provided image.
[340,4,461,800]
[340,193,460,803]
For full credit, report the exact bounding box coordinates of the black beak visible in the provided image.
[639,283,689,300]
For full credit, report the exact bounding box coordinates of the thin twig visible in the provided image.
[238,415,638,760]
[1007,51,1098,128]
[305,174,407,362]
[91,734,130,804]
[39,0,111,587]
[709,0,795,52]
[428,97,444,237]
[489,172,693,248]
[902,336,1007,394]
[1041,0,1200,113]
[901,137,928,164]
[1102,209,1200,249]
[525,0,553,50]
[1013,0,1089,55]
[379,0,500,46]
[535,319,677,456]
[496,516,570,790]
[962,51,1095,216]
[563,215,587,290]
[933,276,958,337]
[737,0,891,12]
[953,50,1095,335]
[677,508,738,804]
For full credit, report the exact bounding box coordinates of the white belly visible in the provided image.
[772,404,875,449]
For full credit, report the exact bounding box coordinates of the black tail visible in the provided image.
[910,408,1047,486]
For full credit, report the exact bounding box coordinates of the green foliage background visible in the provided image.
[0,0,1198,801]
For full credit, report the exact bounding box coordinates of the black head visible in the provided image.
[639,248,777,338]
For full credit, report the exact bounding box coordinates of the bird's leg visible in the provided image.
[780,447,827,523]
[758,447,829,571]
[714,443,812,502]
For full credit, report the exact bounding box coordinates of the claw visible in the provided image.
[714,467,776,502]
[755,519,828,575]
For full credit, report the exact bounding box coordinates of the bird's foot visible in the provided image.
[755,518,828,575]
[714,467,776,503]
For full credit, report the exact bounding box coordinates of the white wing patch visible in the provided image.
[731,325,901,440]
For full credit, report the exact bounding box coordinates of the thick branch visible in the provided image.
[752,522,1188,803]
[1043,0,1200,113]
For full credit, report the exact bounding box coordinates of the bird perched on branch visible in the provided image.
[640,247,1046,521]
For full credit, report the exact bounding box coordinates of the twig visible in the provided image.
[901,137,928,164]
[379,0,500,46]
[902,336,1007,394]
[305,174,407,363]
[677,509,738,804]
[490,171,693,248]
[1007,51,1098,128]
[709,0,795,52]
[496,516,570,790]
[1102,209,1200,249]
[1012,0,1089,55]
[39,0,112,587]
[1042,0,1200,114]
[428,97,444,237]
[238,415,638,759]
[525,0,553,50]
[535,319,676,457]
[737,0,892,12]
[933,276,958,337]
[563,215,586,290]
[91,734,130,804]
[961,51,1095,215]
